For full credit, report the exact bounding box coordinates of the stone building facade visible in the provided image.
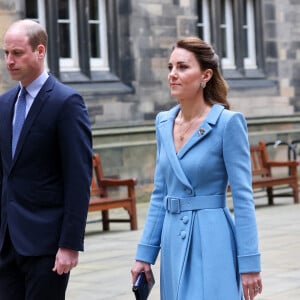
[0,0,300,185]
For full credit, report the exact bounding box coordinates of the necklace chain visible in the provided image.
[178,111,198,141]
[179,122,193,141]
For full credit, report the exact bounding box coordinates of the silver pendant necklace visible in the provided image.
[178,111,197,141]
[179,122,194,140]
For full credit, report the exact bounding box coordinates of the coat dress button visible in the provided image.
[180,231,186,239]
[182,216,189,224]
[184,188,192,195]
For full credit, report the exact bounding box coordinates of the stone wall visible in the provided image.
[273,0,300,111]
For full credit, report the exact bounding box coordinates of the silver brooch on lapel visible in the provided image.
[198,128,205,135]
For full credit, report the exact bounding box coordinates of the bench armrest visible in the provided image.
[266,160,299,168]
[101,177,138,187]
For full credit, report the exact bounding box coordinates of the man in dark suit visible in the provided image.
[0,19,93,299]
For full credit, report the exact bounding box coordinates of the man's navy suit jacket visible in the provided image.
[0,74,93,256]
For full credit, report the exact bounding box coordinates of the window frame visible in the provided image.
[197,0,267,84]
[243,0,257,69]
[220,0,236,70]
[25,0,133,95]
[88,0,109,71]
[196,0,211,43]
[58,0,79,71]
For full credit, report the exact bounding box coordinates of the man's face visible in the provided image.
[3,27,43,86]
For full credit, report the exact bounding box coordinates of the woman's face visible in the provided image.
[168,47,206,101]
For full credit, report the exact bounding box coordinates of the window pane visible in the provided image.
[198,0,203,19]
[89,0,109,70]
[220,0,227,58]
[88,0,101,59]
[220,0,235,69]
[58,0,72,59]
[221,28,227,58]
[59,23,71,58]
[59,0,69,19]
[26,0,38,18]
[197,0,204,38]
[221,0,225,24]
[89,0,99,20]
[242,0,249,58]
[90,24,101,58]
[197,0,211,42]
[243,0,257,69]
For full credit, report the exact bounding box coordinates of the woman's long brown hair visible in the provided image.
[175,37,230,109]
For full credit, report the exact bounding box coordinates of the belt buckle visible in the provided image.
[168,198,180,214]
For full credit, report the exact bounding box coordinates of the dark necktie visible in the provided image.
[12,87,27,157]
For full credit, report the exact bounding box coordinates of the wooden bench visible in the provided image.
[89,153,138,231]
[250,141,299,205]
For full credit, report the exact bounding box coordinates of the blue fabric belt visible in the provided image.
[164,195,226,214]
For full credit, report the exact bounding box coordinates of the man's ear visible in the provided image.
[35,44,46,59]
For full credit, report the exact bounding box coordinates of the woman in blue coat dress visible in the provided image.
[131,37,262,300]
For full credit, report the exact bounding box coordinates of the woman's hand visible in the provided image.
[241,272,262,300]
[131,260,153,284]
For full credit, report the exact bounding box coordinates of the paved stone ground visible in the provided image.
[66,197,300,300]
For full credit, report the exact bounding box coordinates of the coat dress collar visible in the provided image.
[156,103,225,190]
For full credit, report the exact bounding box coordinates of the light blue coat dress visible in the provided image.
[135,104,261,300]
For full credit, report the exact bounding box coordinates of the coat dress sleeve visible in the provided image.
[222,111,261,273]
[135,112,167,264]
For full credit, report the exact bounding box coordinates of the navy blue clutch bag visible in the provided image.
[132,271,155,300]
